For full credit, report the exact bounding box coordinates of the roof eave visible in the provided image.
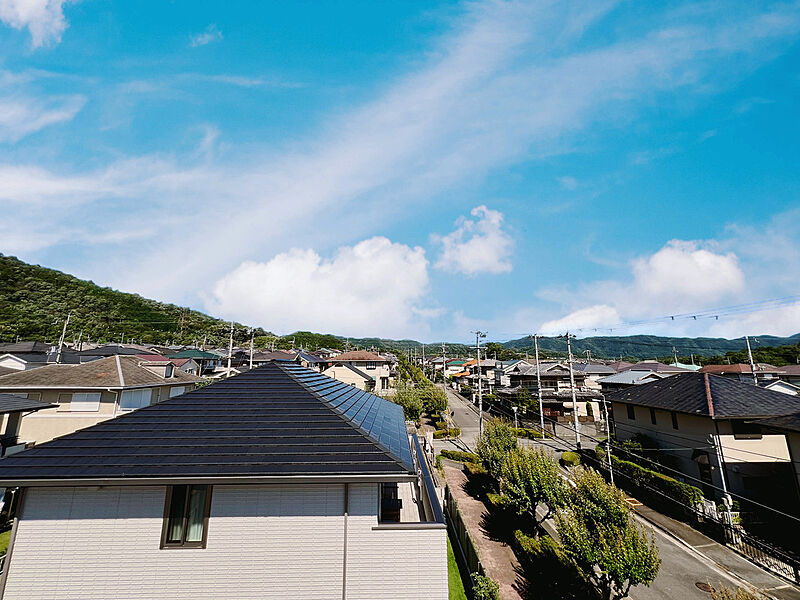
[0,472,417,488]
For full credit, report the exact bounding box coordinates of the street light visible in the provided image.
[512,405,518,429]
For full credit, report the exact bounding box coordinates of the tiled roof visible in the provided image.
[167,349,219,360]
[699,363,786,375]
[629,361,691,373]
[0,341,50,354]
[780,365,800,375]
[76,345,156,357]
[597,370,668,385]
[756,412,800,434]
[0,393,56,414]
[606,372,799,419]
[608,360,635,372]
[572,363,615,375]
[0,356,201,389]
[0,363,413,484]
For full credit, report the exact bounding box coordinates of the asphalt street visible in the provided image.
[438,387,800,600]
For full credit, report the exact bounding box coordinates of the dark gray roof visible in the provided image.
[606,372,800,419]
[76,345,156,357]
[0,341,50,354]
[0,393,56,414]
[572,363,615,375]
[756,413,800,434]
[0,362,413,484]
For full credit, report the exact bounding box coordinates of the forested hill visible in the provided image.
[0,254,265,346]
[501,333,800,362]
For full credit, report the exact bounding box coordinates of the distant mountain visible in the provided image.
[501,333,800,361]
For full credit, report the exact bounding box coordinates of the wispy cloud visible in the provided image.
[2,1,799,333]
[0,0,68,47]
[190,24,222,47]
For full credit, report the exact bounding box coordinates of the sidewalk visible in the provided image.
[442,461,523,600]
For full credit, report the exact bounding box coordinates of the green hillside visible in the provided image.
[501,333,800,363]
[0,254,267,346]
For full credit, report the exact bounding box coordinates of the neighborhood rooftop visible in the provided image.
[606,371,800,419]
[0,362,414,484]
[0,355,202,389]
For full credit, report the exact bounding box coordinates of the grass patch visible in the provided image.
[0,530,11,555]
[448,537,468,600]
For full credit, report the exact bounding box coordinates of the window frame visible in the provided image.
[626,404,635,420]
[671,411,679,430]
[168,386,186,399]
[649,408,657,425]
[160,484,213,549]
[119,388,153,411]
[70,392,102,412]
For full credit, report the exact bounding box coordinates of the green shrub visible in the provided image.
[435,420,447,430]
[476,418,518,481]
[471,574,500,600]
[440,449,479,463]
[611,455,703,509]
[433,428,460,439]
[464,462,488,477]
[485,492,510,511]
[560,451,581,467]
[512,427,547,439]
[463,461,494,494]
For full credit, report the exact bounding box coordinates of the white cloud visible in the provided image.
[207,237,431,338]
[557,176,579,190]
[190,24,222,47]
[540,305,621,336]
[0,0,68,47]
[433,206,513,275]
[0,93,84,142]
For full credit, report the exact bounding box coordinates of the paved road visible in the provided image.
[440,387,800,600]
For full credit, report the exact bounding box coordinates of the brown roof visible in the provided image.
[0,356,202,389]
[700,363,786,375]
[333,351,387,362]
[780,365,800,375]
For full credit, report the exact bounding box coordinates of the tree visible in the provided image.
[420,385,448,414]
[476,418,518,481]
[555,468,660,600]
[516,387,538,414]
[471,574,500,600]
[501,447,569,532]
[390,382,423,421]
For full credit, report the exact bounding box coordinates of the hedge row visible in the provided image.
[433,427,461,439]
[439,449,480,463]
[611,455,703,509]
[560,451,581,467]
[512,427,548,439]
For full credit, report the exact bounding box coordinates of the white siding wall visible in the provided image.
[4,483,447,600]
[345,484,448,600]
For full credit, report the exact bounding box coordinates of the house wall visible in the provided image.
[8,384,191,445]
[3,483,447,600]
[611,402,797,508]
[322,366,370,390]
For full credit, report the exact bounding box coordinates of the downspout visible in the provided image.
[341,483,349,600]
[0,487,26,598]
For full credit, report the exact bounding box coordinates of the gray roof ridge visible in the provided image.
[277,363,413,472]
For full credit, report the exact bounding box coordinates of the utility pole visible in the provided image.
[601,394,614,486]
[56,312,71,364]
[226,321,234,378]
[533,334,544,435]
[584,349,591,363]
[560,332,581,451]
[672,346,679,366]
[249,328,254,370]
[76,329,83,352]
[473,331,487,437]
[441,342,447,392]
[745,335,758,385]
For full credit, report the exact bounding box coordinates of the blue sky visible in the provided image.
[2,0,800,344]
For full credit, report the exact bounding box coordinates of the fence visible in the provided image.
[444,485,484,598]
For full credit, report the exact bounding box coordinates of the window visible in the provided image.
[671,411,679,430]
[731,420,762,439]
[161,485,212,548]
[379,482,401,523]
[168,386,186,398]
[649,408,657,425]
[120,388,152,411]
[165,364,174,378]
[365,362,377,370]
[626,404,635,420]
[70,392,101,412]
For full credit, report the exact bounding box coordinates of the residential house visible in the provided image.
[627,360,691,374]
[493,359,533,388]
[760,379,800,396]
[322,362,375,390]
[0,341,84,371]
[607,372,800,513]
[779,365,800,385]
[597,370,669,393]
[608,360,635,373]
[0,356,202,445]
[572,362,616,390]
[0,394,56,456]
[0,363,447,600]
[756,412,800,513]
[329,351,393,391]
[168,349,221,374]
[134,354,201,376]
[700,363,788,384]
[76,344,157,358]
[315,347,341,359]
